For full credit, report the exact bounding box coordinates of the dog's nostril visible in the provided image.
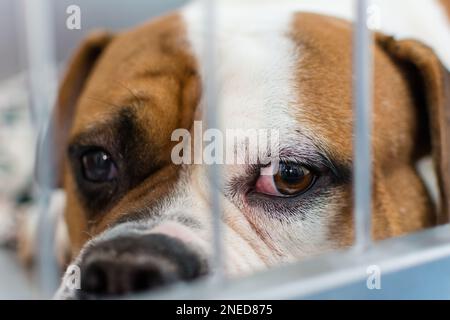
[130,266,170,293]
[131,269,153,292]
[78,234,207,298]
[82,263,109,295]
[80,257,178,297]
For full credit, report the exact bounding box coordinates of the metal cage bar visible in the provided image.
[203,0,224,282]
[1,0,449,300]
[353,0,373,251]
[132,223,450,299]
[20,0,59,297]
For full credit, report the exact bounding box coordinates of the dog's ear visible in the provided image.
[36,31,113,188]
[377,35,450,224]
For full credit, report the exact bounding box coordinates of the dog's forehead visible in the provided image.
[180,4,421,171]
[70,13,198,140]
[70,6,355,161]
[289,13,354,160]
[183,4,301,135]
[182,5,355,162]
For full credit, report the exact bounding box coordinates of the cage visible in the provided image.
[0,0,450,300]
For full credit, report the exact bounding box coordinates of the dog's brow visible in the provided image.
[278,141,352,184]
[68,126,109,148]
[316,151,352,183]
[136,68,173,79]
[68,107,143,150]
[114,81,154,108]
[120,94,153,110]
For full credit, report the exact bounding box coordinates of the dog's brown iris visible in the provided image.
[273,163,315,196]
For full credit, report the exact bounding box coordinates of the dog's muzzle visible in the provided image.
[76,233,207,298]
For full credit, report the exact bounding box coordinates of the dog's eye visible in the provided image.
[256,162,316,197]
[81,149,118,183]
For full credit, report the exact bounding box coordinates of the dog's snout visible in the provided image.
[81,257,174,296]
[78,234,207,298]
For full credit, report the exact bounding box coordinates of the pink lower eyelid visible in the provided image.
[255,174,278,196]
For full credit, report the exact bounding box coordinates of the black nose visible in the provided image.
[78,234,207,298]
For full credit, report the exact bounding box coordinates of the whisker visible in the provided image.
[115,81,146,108]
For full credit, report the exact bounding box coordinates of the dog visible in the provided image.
[51,0,450,299]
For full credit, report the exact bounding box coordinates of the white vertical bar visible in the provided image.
[21,0,59,297]
[203,0,224,280]
[353,0,373,250]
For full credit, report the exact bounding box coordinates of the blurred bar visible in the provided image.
[203,0,224,281]
[353,0,374,250]
[21,0,59,297]
[143,224,450,299]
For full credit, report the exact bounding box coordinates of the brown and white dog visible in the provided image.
[52,0,450,299]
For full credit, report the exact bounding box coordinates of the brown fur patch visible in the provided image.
[289,13,437,245]
[440,0,450,20]
[56,13,200,256]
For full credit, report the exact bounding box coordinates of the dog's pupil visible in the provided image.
[279,163,305,184]
[81,150,117,182]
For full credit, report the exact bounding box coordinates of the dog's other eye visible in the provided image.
[256,162,316,197]
[81,149,118,183]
